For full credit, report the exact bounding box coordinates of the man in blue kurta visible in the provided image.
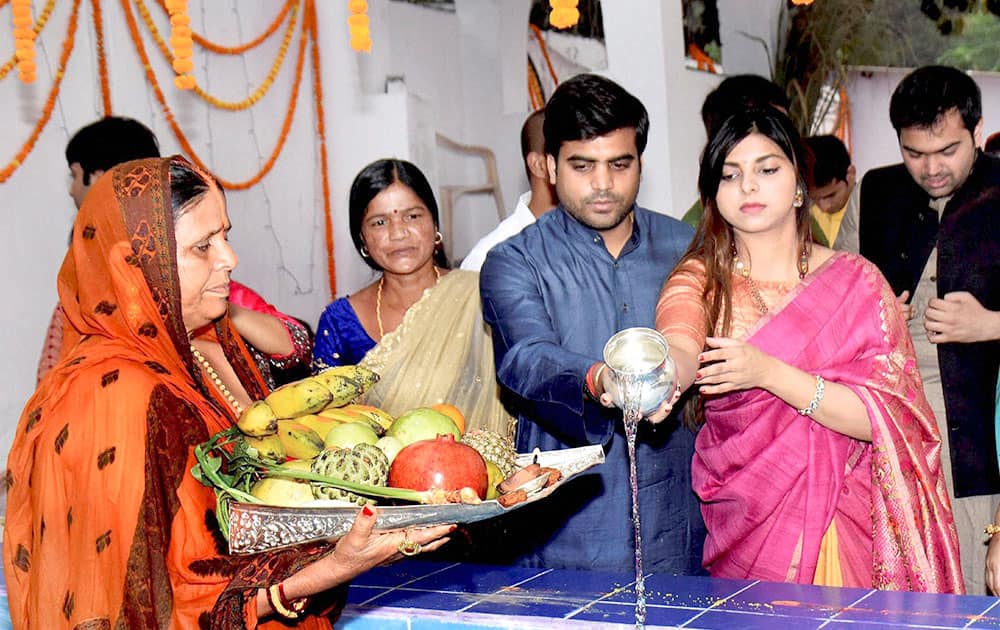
[479,74,705,574]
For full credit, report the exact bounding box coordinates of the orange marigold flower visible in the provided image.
[347,14,369,28]
[172,58,194,73]
[348,0,367,13]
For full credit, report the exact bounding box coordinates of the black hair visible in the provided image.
[542,73,648,158]
[65,117,160,185]
[348,159,449,271]
[889,65,981,136]
[701,74,790,138]
[168,157,222,222]
[986,131,1000,157]
[520,110,545,178]
[804,135,851,187]
[699,108,810,224]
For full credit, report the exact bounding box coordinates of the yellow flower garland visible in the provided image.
[12,0,37,82]
[548,0,579,30]
[0,0,53,81]
[348,0,370,52]
[164,0,193,89]
[134,0,299,110]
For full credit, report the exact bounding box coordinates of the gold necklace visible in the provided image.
[190,345,244,414]
[731,243,810,315]
[376,266,441,338]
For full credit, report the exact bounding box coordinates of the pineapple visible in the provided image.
[462,429,517,478]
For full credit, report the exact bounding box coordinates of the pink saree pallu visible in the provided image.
[693,253,964,593]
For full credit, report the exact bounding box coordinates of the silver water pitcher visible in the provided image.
[602,327,677,417]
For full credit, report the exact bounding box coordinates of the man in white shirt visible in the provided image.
[461,110,556,271]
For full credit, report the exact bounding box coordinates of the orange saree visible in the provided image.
[3,157,340,628]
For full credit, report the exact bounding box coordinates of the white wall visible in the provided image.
[0,1,782,467]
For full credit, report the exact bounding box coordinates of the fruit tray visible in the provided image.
[226,444,605,554]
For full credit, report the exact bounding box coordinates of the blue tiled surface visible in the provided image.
[339,561,1000,629]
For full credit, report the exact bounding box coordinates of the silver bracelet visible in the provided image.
[798,374,825,416]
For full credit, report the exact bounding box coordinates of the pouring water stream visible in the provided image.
[603,328,677,630]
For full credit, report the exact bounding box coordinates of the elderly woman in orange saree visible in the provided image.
[653,109,964,592]
[3,156,453,628]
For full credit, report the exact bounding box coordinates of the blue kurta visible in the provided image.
[479,205,706,574]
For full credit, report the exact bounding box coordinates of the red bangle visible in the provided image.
[278,583,308,614]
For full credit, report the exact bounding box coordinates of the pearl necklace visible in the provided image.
[375,266,441,338]
[190,345,244,414]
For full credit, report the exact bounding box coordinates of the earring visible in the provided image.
[434,231,443,245]
[793,189,804,208]
[360,245,370,258]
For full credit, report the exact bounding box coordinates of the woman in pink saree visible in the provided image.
[654,108,963,593]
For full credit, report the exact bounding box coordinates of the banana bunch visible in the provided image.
[235,365,384,459]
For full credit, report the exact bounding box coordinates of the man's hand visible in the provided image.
[897,290,913,321]
[924,291,1000,344]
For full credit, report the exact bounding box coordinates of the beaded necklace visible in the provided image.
[191,345,244,414]
[731,243,809,315]
[375,266,441,338]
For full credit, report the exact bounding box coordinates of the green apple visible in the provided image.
[387,407,461,446]
[323,421,379,449]
[375,435,405,465]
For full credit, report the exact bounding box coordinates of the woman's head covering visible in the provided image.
[2,157,331,627]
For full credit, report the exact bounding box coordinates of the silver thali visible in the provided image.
[227,444,605,554]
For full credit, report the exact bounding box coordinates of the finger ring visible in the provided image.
[398,536,422,557]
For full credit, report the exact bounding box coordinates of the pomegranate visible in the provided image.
[388,434,489,499]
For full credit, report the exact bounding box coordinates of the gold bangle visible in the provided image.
[985,524,1000,537]
[268,584,300,619]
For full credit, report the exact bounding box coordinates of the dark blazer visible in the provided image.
[859,152,1000,497]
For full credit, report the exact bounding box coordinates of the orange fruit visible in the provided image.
[431,403,466,435]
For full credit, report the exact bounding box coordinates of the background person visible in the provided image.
[853,66,1000,594]
[460,109,557,271]
[655,108,962,591]
[4,156,453,628]
[312,159,513,437]
[804,134,856,247]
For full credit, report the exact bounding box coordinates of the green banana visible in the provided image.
[236,400,278,437]
[265,378,333,418]
[276,419,325,459]
[242,433,286,463]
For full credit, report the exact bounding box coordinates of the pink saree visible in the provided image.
[692,253,964,593]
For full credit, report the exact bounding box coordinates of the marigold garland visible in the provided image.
[0,0,53,81]
[164,0,193,89]
[12,0,37,82]
[548,0,579,30]
[154,0,295,55]
[347,0,371,52]
[1,0,81,182]
[90,0,111,114]
[135,0,299,111]
[309,0,336,295]
[120,0,309,190]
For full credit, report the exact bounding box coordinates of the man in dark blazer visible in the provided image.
[857,65,1000,594]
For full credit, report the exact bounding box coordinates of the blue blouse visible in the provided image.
[312,297,377,371]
